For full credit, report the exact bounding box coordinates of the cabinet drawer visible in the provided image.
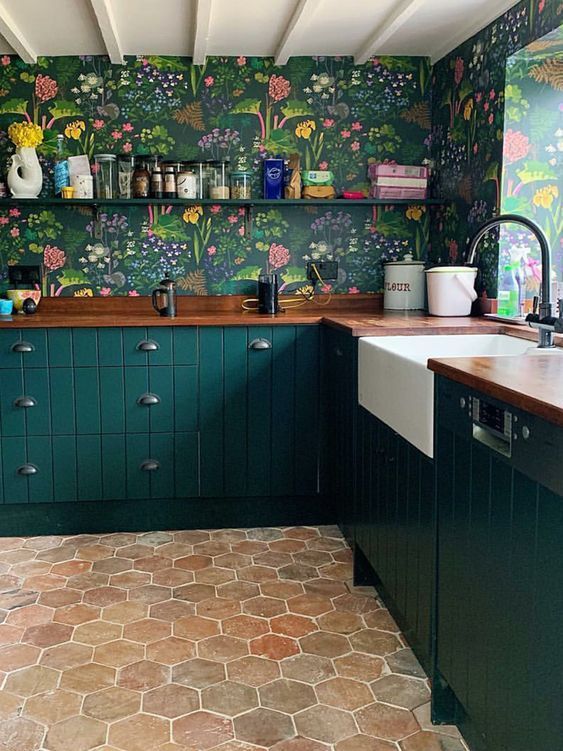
[0,329,48,368]
[0,368,51,436]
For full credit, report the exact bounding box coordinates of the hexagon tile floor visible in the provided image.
[0,525,469,751]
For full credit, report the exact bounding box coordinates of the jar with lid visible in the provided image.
[209,160,230,199]
[151,168,163,199]
[163,165,176,199]
[144,155,161,174]
[230,170,252,200]
[177,168,197,199]
[117,155,135,199]
[132,159,150,198]
[191,161,212,199]
[93,154,117,199]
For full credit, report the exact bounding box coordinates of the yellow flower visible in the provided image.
[532,185,558,209]
[463,99,473,120]
[73,288,94,297]
[7,121,43,148]
[183,205,203,224]
[64,120,86,140]
[295,119,316,139]
[406,205,425,221]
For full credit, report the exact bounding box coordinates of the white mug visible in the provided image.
[71,173,94,199]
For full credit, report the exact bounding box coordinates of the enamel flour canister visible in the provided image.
[383,254,425,310]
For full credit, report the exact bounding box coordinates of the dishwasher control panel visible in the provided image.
[471,397,513,457]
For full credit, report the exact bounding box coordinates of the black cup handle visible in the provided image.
[151,289,161,313]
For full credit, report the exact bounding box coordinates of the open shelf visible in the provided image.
[0,197,446,208]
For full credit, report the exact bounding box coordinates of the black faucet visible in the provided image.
[466,213,555,348]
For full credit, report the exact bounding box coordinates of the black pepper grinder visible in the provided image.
[151,277,177,317]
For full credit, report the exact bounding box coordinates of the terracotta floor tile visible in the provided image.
[243,595,287,618]
[4,664,59,697]
[226,655,280,687]
[284,527,320,541]
[134,555,172,573]
[363,610,400,633]
[60,662,115,693]
[144,682,199,718]
[35,546,76,563]
[303,579,348,598]
[201,680,258,716]
[294,704,357,745]
[103,601,148,625]
[94,639,145,667]
[38,588,82,609]
[174,615,220,640]
[253,551,293,568]
[195,567,236,585]
[173,657,226,688]
[281,653,335,684]
[24,689,82,725]
[23,622,73,648]
[194,540,232,557]
[231,540,269,556]
[260,581,304,600]
[386,649,426,679]
[318,562,353,581]
[355,702,419,741]
[237,565,278,583]
[67,572,109,590]
[119,544,156,560]
[82,685,141,722]
[317,611,363,635]
[272,738,329,751]
[371,675,430,710]
[110,571,152,589]
[300,631,350,658]
[83,586,127,607]
[109,713,170,751]
[173,531,210,545]
[40,641,93,670]
[146,636,196,665]
[197,597,241,620]
[399,730,467,750]
[217,580,260,601]
[271,614,317,638]
[138,531,173,547]
[128,584,171,605]
[316,677,374,711]
[92,557,132,575]
[0,643,40,671]
[53,603,100,626]
[269,539,308,553]
[73,620,122,646]
[175,554,213,571]
[76,544,113,561]
[0,623,24,646]
[222,615,269,640]
[214,553,252,570]
[278,563,318,582]
[174,583,216,603]
[234,707,294,747]
[287,594,333,616]
[150,599,195,622]
[334,653,385,682]
[293,550,333,567]
[123,618,171,644]
[349,629,402,657]
[259,678,317,714]
[51,560,92,577]
[211,529,247,543]
[173,710,234,749]
[5,604,51,628]
[249,633,299,660]
[0,716,45,751]
[336,735,397,751]
[153,568,194,587]
[101,533,137,548]
[247,528,284,542]
[198,634,249,662]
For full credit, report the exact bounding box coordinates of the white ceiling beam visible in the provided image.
[0,1,36,64]
[354,0,425,65]
[275,0,323,66]
[193,0,213,66]
[88,0,124,64]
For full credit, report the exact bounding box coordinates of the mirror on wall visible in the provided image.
[497,23,562,319]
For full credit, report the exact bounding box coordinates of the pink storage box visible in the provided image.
[368,163,428,180]
[369,185,428,200]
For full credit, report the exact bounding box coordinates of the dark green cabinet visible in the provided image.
[434,376,563,751]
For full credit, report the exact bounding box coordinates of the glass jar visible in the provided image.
[177,169,197,199]
[230,170,252,200]
[163,165,176,199]
[151,168,163,199]
[93,154,117,199]
[191,161,213,199]
[144,155,162,174]
[117,155,135,199]
[132,159,150,198]
[209,160,230,199]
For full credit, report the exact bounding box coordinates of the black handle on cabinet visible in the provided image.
[137,393,161,407]
[17,464,38,476]
[140,459,160,472]
[248,338,272,350]
[335,347,343,357]
[11,341,34,353]
[136,339,160,352]
[14,396,37,409]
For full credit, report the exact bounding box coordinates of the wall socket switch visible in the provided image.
[306,261,339,282]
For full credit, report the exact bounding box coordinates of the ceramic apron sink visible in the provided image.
[358,334,536,458]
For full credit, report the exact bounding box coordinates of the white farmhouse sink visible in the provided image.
[358,334,534,458]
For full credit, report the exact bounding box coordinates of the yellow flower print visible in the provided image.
[295,119,316,139]
[64,120,86,140]
[532,185,558,209]
[7,121,43,148]
[463,99,473,120]
[406,205,426,221]
[183,205,203,224]
[73,288,93,297]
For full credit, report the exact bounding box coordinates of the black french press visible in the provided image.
[151,277,177,317]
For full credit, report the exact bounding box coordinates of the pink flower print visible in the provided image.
[503,129,530,163]
[351,141,360,152]
[489,89,496,100]
[351,121,362,131]
[322,118,335,128]
[0,216,8,225]
[268,243,290,269]
[1,55,10,66]
[227,214,238,224]
[488,113,494,124]
[9,208,20,217]
[128,290,140,297]
[340,129,351,139]
[318,161,328,170]
[238,207,246,216]
[237,56,247,66]
[35,74,58,102]
[204,76,214,87]
[539,0,545,11]
[207,246,217,256]
[210,204,221,214]
[321,284,332,293]
[10,227,19,238]
[43,244,66,270]
[100,287,111,296]
[473,143,479,154]
[454,57,464,85]
[238,226,245,236]
[111,130,123,140]
[92,119,105,130]
[122,122,134,132]
[122,142,132,153]
[268,74,290,102]
[483,102,489,112]
[475,92,482,102]
[348,286,360,294]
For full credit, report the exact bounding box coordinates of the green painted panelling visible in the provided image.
[173,328,198,366]
[99,368,125,433]
[49,368,75,435]
[26,435,53,503]
[126,433,151,499]
[123,328,148,366]
[124,366,150,433]
[0,330,21,366]
[72,328,98,367]
[1,436,27,504]
[294,326,320,496]
[247,326,272,497]
[21,330,48,368]
[101,434,127,501]
[149,432,174,499]
[148,367,174,433]
[98,329,123,366]
[74,367,101,434]
[199,328,224,498]
[23,369,50,435]
[0,368,25,436]
[173,366,198,433]
[223,327,248,497]
[52,435,77,502]
[147,327,173,366]
[174,432,199,498]
[76,434,102,501]
[271,327,296,497]
[47,329,73,367]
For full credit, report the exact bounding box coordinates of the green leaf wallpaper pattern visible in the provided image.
[0,54,432,297]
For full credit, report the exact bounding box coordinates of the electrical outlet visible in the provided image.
[306,260,339,282]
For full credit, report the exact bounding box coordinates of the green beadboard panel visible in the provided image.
[74,367,101,434]
[173,328,198,366]
[49,368,76,435]
[23,368,50,435]
[20,330,48,368]
[123,328,148,366]
[47,329,73,367]
[294,326,320,496]
[26,435,53,503]
[0,368,25,436]
[148,367,174,433]
[174,432,199,499]
[101,434,127,501]
[98,328,123,367]
[52,435,77,502]
[126,433,151,500]
[173,366,198,433]
[223,327,248,497]
[76,434,102,501]
[149,432,175,499]
[247,326,273,497]
[147,327,173,366]
[0,330,21,367]
[199,328,224,498]
[72,328,99,367]
[271,326,296,497]
[99,367,125,433]
[124,366,150,433]
[1,436,27,504]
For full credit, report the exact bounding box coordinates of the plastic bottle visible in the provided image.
[497,264,520,318]
[54,134,70,196]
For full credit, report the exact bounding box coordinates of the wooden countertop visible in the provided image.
[429,348,563,428]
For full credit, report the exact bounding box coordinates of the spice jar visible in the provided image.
[132,159,150,198]
[163,165,176,199]
[177,169,197,199]
[230,170,252,200]
[192,161,212,199]
[93,154,117,199]
[117,155,135,199]
[209,160,230,199]
[151,168,163,199]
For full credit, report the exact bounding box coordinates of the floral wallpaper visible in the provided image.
[430,0,562,298]
[0,55,432,297]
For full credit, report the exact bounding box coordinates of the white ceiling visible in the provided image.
[0,0,519,65]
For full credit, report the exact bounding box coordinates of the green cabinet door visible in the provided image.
[23,369,51,435]
[49,368,76,434]
[199,328,224,498]
[74,368,101,434]
[0,368,25,436]
[1,436,28,504]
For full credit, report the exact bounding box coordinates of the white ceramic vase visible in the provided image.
[7,146,43,198]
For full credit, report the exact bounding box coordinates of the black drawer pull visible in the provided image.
[248,338,272,350]
[14,396,37,409]
[335,347,343,357]
[136,339,159,352]
[137,393,160,407]
[11,341,34,353]
[17,464,38,476]
[140,459,160,472]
